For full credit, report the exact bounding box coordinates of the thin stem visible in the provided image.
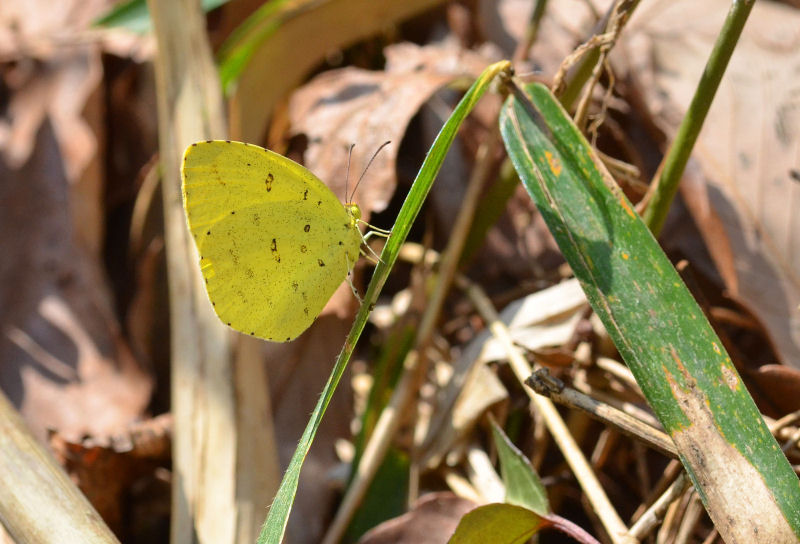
[512,0,548,64]
[641,0,755,235]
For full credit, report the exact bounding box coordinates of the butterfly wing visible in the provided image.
[181,140,362,342]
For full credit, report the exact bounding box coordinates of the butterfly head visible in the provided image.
[344,202,361,227]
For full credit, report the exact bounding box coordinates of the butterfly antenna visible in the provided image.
[345,143,356,202]
[349,140,391,202]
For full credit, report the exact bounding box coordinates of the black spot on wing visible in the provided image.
[271,238,280,263]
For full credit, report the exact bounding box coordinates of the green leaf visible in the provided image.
[490,421,548,515]
[448,504,543,544]
[499,81,800,538]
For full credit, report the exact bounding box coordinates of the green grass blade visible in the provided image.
[499,82,800,541]
[641,0,755,235]
[258,60,512,544]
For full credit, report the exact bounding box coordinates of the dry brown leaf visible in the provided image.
[619,0,800,368]
[289,42,498,217]
[0,1,106,58]
[0,122,152,443]
[480,0,610,71]
[0,0,152,441]
[357,492,478,544]
[48,413,172,532]
[748,364,800,416]
[0,2,111,252]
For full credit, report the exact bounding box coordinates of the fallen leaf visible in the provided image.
[48,414,172,533]
[289,42,498,217]
[0,121,152,443]
[747,364,800,416]
[480,0,608,72]
[358,492,479,544]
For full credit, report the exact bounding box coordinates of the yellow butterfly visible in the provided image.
[181,140,364,342]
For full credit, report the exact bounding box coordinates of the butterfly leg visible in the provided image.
[360,241,384,265]
[344,252,363,303]
[359,219,392,237]
[360,226,392,264]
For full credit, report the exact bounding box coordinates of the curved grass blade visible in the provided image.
[258,60,512,544]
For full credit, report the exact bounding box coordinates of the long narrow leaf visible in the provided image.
[499,82,800,541]
[258,60,512,544]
